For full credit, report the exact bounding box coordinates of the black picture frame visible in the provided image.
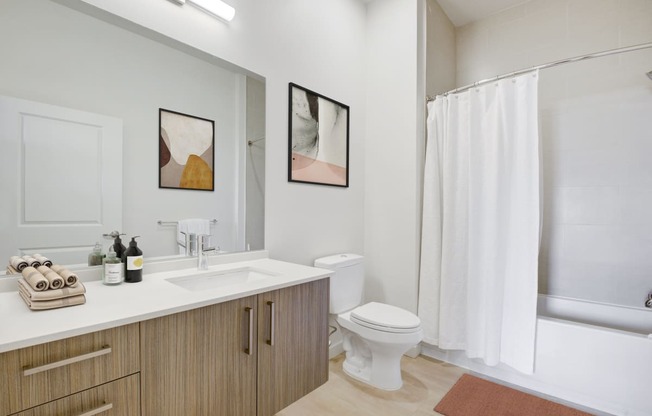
[288,83,350,187]
[159,108,215,191]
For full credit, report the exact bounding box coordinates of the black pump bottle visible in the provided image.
[113,235,127,259]
[122,236,143,283]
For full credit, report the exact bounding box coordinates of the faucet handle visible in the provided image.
[179,232,199,256]
[197,234,215,252]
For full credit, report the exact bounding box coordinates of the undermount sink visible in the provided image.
[166,266,279,292]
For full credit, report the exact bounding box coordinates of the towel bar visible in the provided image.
[157,219,218,226]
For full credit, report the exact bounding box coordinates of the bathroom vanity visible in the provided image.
[0,252,330,416]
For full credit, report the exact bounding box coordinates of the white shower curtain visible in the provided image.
[418,70,540,374]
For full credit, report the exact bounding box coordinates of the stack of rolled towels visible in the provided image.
[7,254,53,274]
[9,255,86,311]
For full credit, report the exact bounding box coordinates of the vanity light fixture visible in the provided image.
[188,0,236,22]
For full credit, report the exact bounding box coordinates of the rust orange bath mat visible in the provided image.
[435,374,593,416]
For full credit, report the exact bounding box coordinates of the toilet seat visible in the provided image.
[350,302,421,334]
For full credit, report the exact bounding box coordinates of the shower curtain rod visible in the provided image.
[427,41,652,101]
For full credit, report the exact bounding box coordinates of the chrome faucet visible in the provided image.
[178,232,197,256]
[197,234,216,270]
[645,292,652,309]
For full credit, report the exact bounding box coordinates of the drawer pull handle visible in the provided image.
[23,345,112,376]
[245,306,254,355]
[266,301,275,346]
[78,402,113,416]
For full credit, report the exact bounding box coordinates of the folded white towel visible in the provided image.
[177,218,211,254]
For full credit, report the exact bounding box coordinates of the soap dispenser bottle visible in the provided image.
[88,242,104,266]
[122,236,143,283]
[102,246,123,285]
[113,234,127,260]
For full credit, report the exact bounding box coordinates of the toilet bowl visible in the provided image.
[337,302,423,390]
[314,254,423,390]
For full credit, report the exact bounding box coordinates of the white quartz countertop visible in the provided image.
[0,253,331,353]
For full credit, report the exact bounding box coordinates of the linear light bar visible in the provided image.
[188,0,236,22]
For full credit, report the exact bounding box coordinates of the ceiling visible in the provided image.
[361,0,528,27]
[436,0,528,26]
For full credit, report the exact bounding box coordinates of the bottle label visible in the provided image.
[104,263,123,284]
[127,255,143,271]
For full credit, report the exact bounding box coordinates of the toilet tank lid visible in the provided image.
[314,253,363,269]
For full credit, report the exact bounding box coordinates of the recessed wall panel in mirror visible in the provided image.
[0,0,265,266]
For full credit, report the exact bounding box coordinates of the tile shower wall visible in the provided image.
[456,0,652,307]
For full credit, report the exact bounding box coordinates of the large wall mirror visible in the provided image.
[0,0,265,266]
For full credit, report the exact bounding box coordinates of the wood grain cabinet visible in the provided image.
[11,374,140,416]
[257,279,329,416]
[0,323,140,416]
[140,295,258,415]
[0,278,328,416]
[140,279,329,416]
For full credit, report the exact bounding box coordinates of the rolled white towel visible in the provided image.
[22,256,41,268]
[33,254,53,267]
[21,267,49,291]
[50,264,78,287]
[9,256,28,272]
[37,266,65,290]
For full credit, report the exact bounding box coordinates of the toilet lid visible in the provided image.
[350,302,421,333]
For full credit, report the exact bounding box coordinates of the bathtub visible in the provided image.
[423,294,652,416]
[538,294,651,335]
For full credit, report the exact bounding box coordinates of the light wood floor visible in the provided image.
[277,354,466,416]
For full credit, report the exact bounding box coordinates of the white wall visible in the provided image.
[364,0,425,313]
[426,0,456,97]
[456,0,652,308]
[69,0,368,266]
[14,0,428,312]
[245,77,265,251]
[0,0,242,257]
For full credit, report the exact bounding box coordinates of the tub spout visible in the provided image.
[645,293,652,309]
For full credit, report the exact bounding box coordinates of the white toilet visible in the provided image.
[314,253,423,391]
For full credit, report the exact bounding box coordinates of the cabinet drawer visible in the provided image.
[0,324,140,415]
[11,374,140,416]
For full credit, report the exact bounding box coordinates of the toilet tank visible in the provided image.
[314,254,364,314]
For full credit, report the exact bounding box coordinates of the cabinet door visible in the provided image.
[11,374,140,416]
[257,279,329,416]
[140,296,258,416]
